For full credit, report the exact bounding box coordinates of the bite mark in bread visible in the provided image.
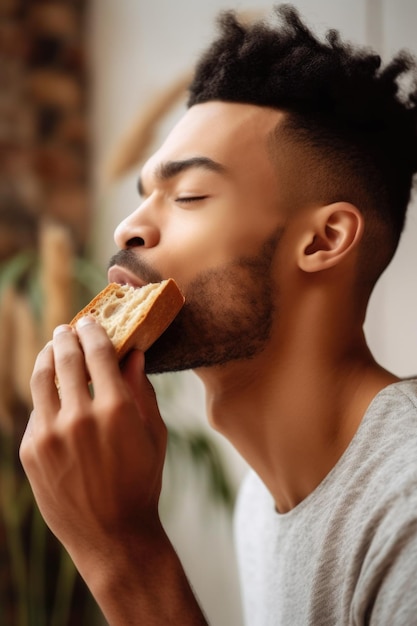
[70,279,185,361]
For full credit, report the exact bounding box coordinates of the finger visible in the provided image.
[122,350,166,439]
[30,341,61,425]
[74,317,122,399]
[52,324,91,407]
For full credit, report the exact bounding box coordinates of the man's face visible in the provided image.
[110,102,288,373]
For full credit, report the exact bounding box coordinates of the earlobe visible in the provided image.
[298,203,364,273]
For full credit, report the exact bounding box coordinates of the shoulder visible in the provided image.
[353,378,417,483]
[340,379,417,522]
[368,377,417,418]
[352,474,417,624]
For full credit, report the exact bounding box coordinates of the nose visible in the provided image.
[113,204,160,250]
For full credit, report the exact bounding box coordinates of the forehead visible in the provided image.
[145,101,285,172]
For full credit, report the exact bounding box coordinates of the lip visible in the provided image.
[107,265,148,288]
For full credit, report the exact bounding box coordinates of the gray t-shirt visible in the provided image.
[234,379,417,625]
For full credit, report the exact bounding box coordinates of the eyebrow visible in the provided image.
[137,156,228,197]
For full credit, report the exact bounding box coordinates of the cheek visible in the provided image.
[155,196,282,287]
[161,207,275,270]
[157,214,242,278]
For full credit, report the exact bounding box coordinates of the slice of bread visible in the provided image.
[70,279,185,360]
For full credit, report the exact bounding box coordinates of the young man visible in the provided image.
[20,6,417,625]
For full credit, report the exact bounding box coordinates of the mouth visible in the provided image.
[107,264,149,288]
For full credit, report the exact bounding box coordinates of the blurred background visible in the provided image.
[0,0,416,624]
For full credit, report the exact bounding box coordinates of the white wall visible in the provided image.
[88,2,417,623]
[364,0,417,377]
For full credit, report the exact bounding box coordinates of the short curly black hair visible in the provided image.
[188,5,417,276]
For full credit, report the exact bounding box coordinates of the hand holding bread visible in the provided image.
[20,280,185,620]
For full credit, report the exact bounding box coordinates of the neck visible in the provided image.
[196,310,398,513]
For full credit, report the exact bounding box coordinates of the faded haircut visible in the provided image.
[187,5,417,281]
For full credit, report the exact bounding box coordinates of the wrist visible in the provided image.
[74,523,208,625]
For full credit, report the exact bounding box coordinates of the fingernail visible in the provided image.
[75,316,96,329]
[53,324,71,337]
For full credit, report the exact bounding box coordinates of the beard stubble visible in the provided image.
[142,228,283,374]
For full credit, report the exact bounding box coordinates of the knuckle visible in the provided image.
[58,399,94,430]
[37,428,63,455]
[56,349,81,370]
[30,362,54,385]
[19,437,34,469]
[68,412,97,439]
[104,395,130,420]
[89,338,115,360]
[96,395,132,432]
[30,364,53,389]
[21,427,63,470]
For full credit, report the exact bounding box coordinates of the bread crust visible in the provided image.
[70,278,185,360]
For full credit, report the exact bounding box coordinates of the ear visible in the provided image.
[297,202,364,273]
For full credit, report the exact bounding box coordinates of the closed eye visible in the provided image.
[175,195,208,204]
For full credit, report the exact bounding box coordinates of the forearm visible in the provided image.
[78,525,208,626]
